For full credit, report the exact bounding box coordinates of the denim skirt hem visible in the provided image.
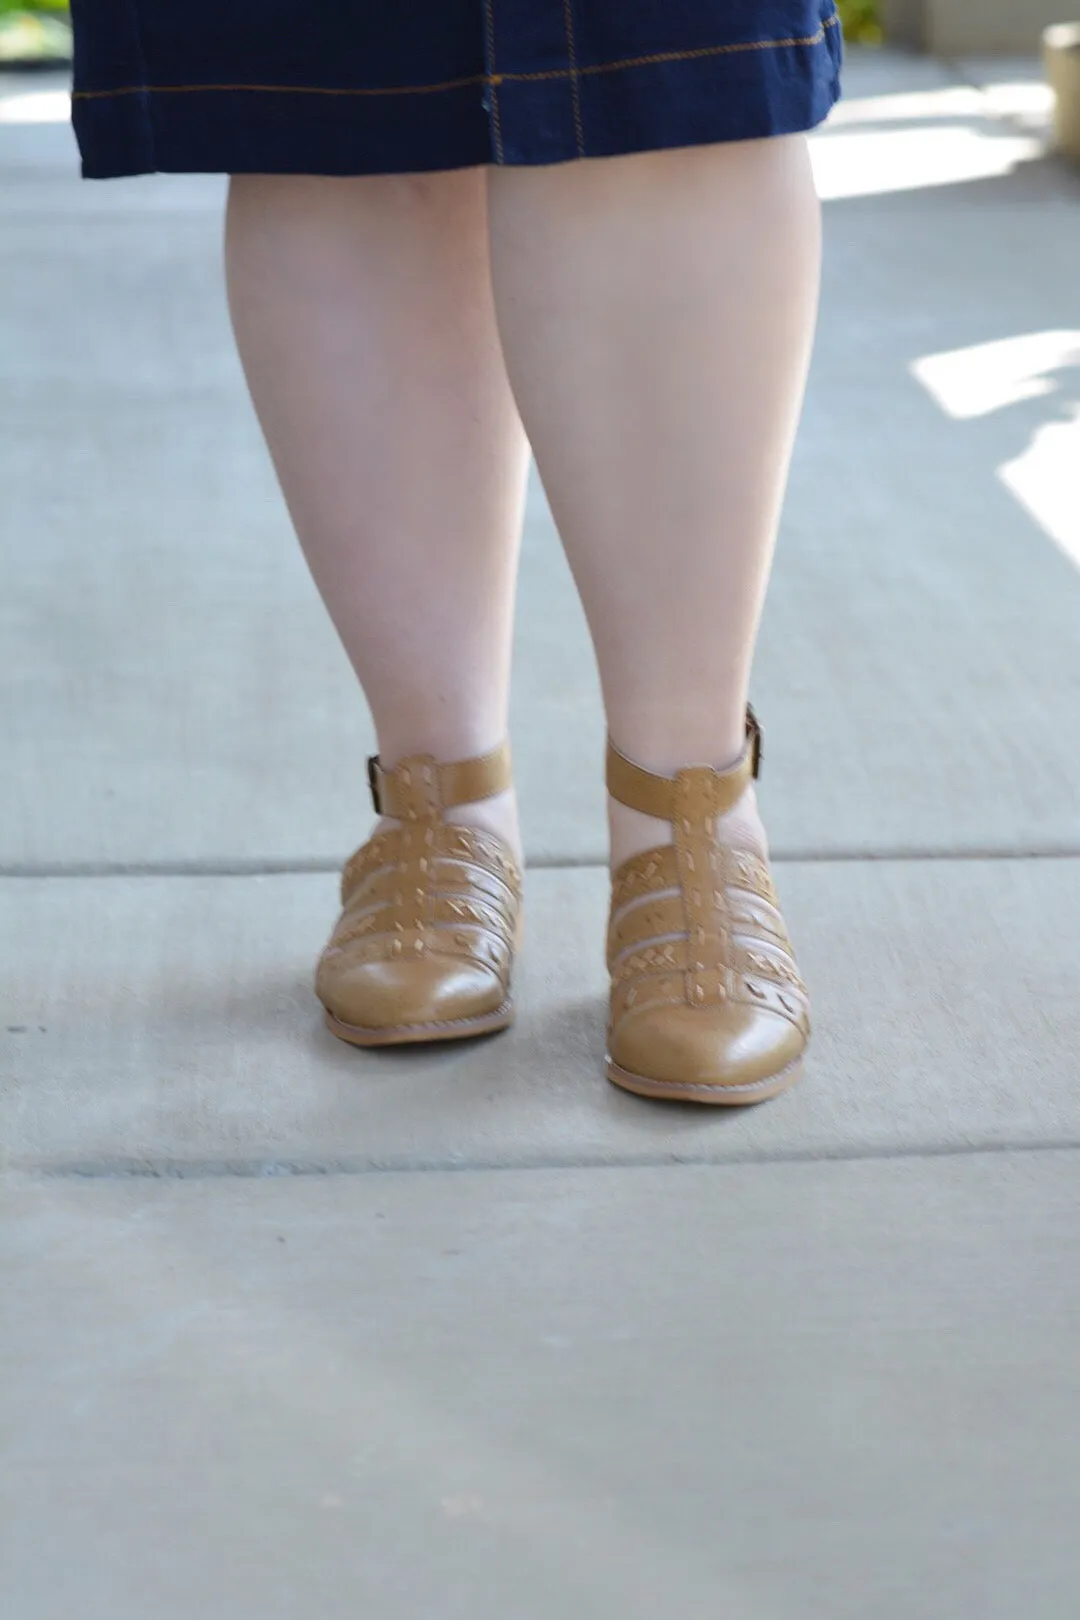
[71,5,843,180]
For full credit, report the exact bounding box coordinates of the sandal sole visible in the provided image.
[604,1053,804,1106]
[325,1000,514,1049]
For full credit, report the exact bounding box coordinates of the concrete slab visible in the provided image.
[0,73,78,175]
[958,57,1053,115]
[773,53,1080,854]
[3,51,1080,868]
[4,1150,1079,1620]
[0,394,598,867]
[4,858,1080,1171]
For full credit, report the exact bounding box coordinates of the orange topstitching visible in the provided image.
[71,16,840,103]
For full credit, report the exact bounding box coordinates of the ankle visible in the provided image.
[608,783,767,875]
[605,710,750,785]
[446,787,523,870]
[376,785,523,871]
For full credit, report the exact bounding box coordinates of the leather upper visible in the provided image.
[367,743,511,820]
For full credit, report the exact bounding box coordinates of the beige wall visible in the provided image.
[880,0,925,50]
[882,0,1067,54]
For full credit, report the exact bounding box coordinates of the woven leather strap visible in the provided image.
[368,742,512,818]
[606,709,761,821]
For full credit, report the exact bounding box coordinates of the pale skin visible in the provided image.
[225,137,821,881]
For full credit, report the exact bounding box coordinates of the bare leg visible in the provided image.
[488,137,821,866]
[225,170,529,858]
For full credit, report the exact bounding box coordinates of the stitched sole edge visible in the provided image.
[604,1053,804,1106]
[324,1000,515,1049]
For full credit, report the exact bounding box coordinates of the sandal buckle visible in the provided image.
[367,755,382,814]
[747,707,763,780]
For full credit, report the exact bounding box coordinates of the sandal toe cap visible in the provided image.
[609,1000,806,1096]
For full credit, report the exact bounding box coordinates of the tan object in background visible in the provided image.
[1045,23,1080,164]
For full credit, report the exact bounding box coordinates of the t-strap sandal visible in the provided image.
[317,743,522,1047]
[605,710,809,1104]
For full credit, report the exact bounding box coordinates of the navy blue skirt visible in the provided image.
[71,1,842,179]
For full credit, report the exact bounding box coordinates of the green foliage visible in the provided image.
[0,0,68,13]
[836,0,882,44]
[0,6,71,63]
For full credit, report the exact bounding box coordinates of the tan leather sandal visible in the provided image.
[605,710,809,1104]
[316,743,522,1047]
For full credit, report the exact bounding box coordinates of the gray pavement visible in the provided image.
[3,49,1080,1619]
[5,1154,1080,1620]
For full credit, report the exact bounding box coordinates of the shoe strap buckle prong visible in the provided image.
[367,755,382,814]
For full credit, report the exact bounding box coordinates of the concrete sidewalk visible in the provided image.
[3,50,1080,1619]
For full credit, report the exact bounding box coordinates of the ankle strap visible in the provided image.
[368,742,512,817]
[606,709,761,820]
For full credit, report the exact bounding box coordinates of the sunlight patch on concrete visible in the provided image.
[825,86,988,125]
[811,123,1043,199]
[913,332,1080,419]
[812,77,1049,199]
[1001,412,1080,571]
[913,332,1080,570]
[977,79,1055,127]
[0,88,71,125]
